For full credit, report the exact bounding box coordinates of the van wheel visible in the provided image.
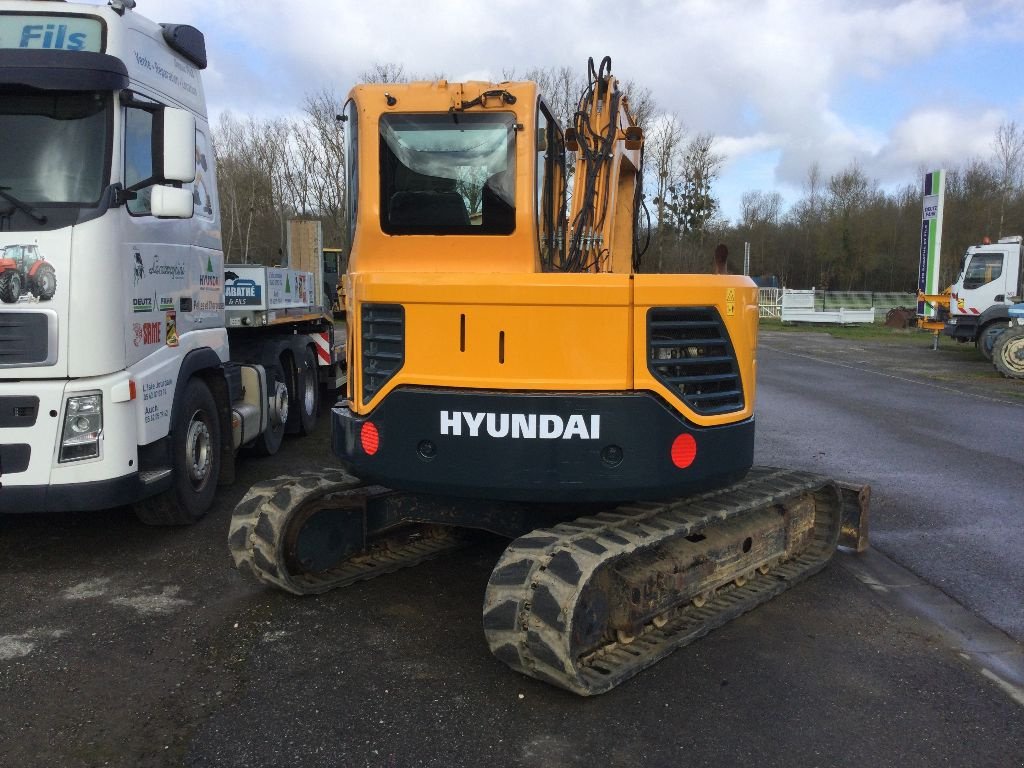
[136,377,221,525]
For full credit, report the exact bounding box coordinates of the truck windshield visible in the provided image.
[379,112,516,235]
[0,89,110,206]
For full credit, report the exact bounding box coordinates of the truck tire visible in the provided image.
[136,377,222,525]
[992,328,1024,379]
[0,270,21,303]
[290,345,319,436]
[249,361,288,456]
[30,264,57,301]
[976,322,1003,361]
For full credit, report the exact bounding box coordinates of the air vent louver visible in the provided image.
[361,303,404,404]
[647,307,744,415]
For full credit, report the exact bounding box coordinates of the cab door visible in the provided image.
[953,248,1009,316]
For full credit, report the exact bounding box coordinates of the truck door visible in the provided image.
[953,248,1008,316]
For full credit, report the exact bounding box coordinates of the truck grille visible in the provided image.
[647,307,744,415]
[361,303,404,404]
[0,310,56,367]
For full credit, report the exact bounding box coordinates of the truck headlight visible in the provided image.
[60,393,103,462]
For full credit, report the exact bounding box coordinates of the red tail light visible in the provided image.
[670,434,697,469]
[360,421,380,456]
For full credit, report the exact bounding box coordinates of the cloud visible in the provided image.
[144,0,1017,219]
[872,107,1006,176]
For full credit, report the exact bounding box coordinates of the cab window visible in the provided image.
[963,253,1003,290]
[124,105,155,215]
[379,112,516,235]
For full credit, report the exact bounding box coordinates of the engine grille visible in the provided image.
[647,306,744,415]
[0,310,56,367]
[361,303,404,404]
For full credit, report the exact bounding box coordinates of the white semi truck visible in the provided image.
[0,1,343,523]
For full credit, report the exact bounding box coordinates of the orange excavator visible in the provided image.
[230,57,869,695]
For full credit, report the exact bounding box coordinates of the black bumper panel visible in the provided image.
[332,388,754,503]
[0,471,162,513]
[943,318,979,341]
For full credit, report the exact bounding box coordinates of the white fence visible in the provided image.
[758,288,781,319]
[759,289,917,324]
[779,288,875,324]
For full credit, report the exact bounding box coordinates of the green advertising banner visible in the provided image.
[917,170,945,317]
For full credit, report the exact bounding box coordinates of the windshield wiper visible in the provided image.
[0,186,47,224]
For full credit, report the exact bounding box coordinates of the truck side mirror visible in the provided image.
[151,185,195,219]
[159,108,197,184]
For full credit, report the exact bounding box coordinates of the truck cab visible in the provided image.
[0,1,227,515]
[944,236,1023,353]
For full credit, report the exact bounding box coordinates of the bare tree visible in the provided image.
[299,89,348,249]
[644,114,687,271]
[992,120,1024,238]
[679,132,725,250]
[359,62,409,84]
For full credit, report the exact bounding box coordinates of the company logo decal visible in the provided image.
[147,255,186,280]
[165,311,179,347]
[133,252,145,285]
[440,411,601,440]
[132,297,154,313]
[225,277,262,306]
[133,321,161,347]
[0,243,57,304]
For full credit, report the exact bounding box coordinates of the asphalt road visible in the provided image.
[756,330,1024,641]
[2,329,1023,768]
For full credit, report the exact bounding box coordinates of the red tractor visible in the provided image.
[0,244,57,304]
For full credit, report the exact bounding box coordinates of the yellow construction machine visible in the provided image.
[230,57,869,695]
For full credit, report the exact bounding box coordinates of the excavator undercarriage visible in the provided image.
[230,466,868,694]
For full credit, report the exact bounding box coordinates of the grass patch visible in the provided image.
[759,318,932,342]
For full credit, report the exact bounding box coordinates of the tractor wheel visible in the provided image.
[992,328,1024,379]
[30,264,57,301]
[0,270,22,303]
[136,377,222,525]
[976,323,1003,361]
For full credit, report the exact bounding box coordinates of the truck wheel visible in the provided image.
[30,264,57,301]
[0,270,21,303]
[250,361,288,456]
[992,328,1024,379]
[976,323,1003,361]
[290,345,319,436]
[136,377,222,525]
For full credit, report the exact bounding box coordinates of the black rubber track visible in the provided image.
[482,467,844,695]
[229,468,469,595]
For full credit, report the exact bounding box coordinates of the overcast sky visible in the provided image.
[147,0,1023,224]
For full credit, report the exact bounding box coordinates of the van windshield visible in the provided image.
[0,89,110,206]
[379,112,516,235]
